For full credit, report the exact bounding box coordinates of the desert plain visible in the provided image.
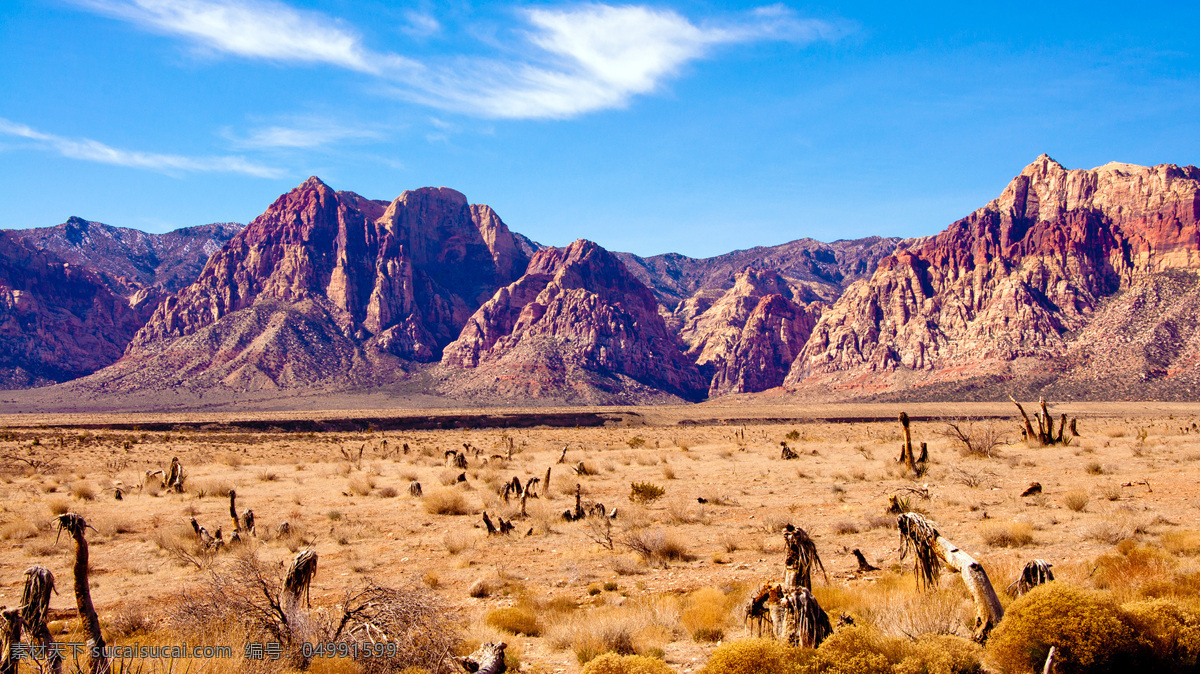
[1,400,1199,673]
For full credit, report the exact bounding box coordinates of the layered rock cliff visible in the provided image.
[0,232,146,387]
[787,155,1200,396]
[677,268,819,395]
[441,239,707,402]
[129,178,532,368]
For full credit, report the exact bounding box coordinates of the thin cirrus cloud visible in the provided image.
[74,0,849,119]
[0,118,284,178]
[225,118,389,150]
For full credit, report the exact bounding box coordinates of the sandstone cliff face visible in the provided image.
[130,178,531,367]
[0,232,146,387]
[441,239,707,402]
[788,155,1200,394]
[676,268,819,395]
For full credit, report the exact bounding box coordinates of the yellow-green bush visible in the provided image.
[701,638,808,674]
[802,626,980,674]
[1124,598,1200,672]
[581,653,675,674]
[987,583,1135,673]
[681,587,733,642]
[1093,540,1177,595]
[485,606,542,636]
[802,627,891,674]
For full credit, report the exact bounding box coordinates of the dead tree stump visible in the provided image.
[21,566,60,674]
[458,641,506,674]
[409,481,423,497]
[852,549,880,572]
[1008,559,1054,597]
[282,550,317,613]
[56,514,108,674]
[745,523,832,648]
[0,608,21,674]
[165,457,185,493]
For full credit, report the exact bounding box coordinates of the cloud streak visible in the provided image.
[74,0,848,119]
[0,118,283,178]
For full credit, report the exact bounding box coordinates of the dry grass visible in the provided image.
[424,487,471,515]
[981,520,1034,547]
[1063,489,1090,512]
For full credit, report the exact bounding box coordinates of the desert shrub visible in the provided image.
[834,521,859,535]
[1123,598,1200,671]
[622,528,692,566]
[1062,490,1089,512]
[701,638,807,674]
[443,530,476,555]
[942,419,1007,458]
[486,607,542,636]
[627,436,647,449]
[547,599,676,664]
[172,551,460,672]
[190,479,233,498]
[1093,541,1177,595]
[681,587,733,642]
[581,653,675,674]
[804,626,981,674]
[71,482,97,500]
[1085,460,1108,475]
[348,474,375,496]
[1,520,39,540]
[1163,530,1200,557]
[986,583,1135,673]
[424,488,470,515]
[981,521,1033,548]
[630,482,665,504]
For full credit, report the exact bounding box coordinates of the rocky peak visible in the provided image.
[677,267,820,396]
[787,156,1200,396]
[441,239,706,401]
[129,178,531,368]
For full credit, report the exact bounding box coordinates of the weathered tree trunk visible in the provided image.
[282,549,317,614]
[1070,418,1079,437]
[458,642,506,674]
[56,514,108,674]
[409,481,423,497]
[544,467,552,497]
[0,608,21,674]
[166,457,184,492]
[21,566,61,674]
[853,549,879,572]
[1010,396,1037,443]
[899,413,915,473]
[930,527,1003,640]
[229,490,240,532]
[770,587,831,648]
[1057,414,1067,444]
[1043,645,1058,674]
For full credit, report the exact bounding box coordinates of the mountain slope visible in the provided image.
[441,239,707,403]
[786,155,1200,398]
[95,178,533,392]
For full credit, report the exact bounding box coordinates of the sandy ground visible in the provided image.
[2,401,1199,672]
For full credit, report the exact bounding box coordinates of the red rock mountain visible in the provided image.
[0,231,147,387]
[97,178,534,391]
[677,268,820,396]
[0,218,240,387]
[441,239,707,402]
[616,236,901,310]
[787,155,1200,399]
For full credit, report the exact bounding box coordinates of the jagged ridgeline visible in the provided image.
[4,155,1200,402]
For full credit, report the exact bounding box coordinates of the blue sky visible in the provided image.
[1,1,1198,257]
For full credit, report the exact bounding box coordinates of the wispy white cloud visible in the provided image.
[400,10,441,38]
[72,0,418,73]
[73,0,848,120]
[225,117,388,149]
[411,4,847,119]
[0,118,283,177]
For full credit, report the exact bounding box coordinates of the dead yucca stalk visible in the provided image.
[1007,559,1054,598]
[897,513,1003,642]
[21,566,61,674]
[782,524,827,590]
[56,514,108,674]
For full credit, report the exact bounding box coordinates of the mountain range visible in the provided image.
[3,154,1198,406]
